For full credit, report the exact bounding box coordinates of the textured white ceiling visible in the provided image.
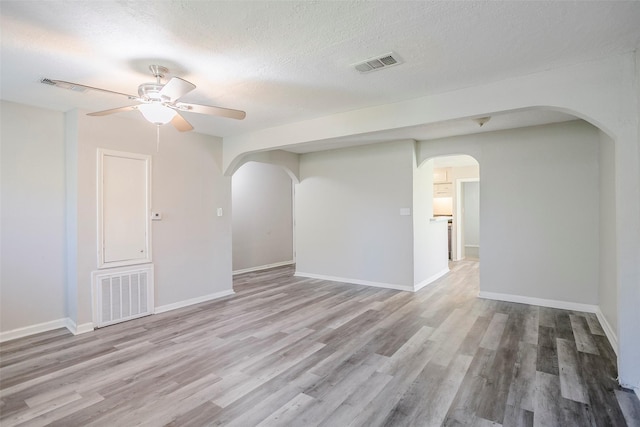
[2,1,640,139]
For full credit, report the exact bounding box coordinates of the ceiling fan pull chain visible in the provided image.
[156,124,160,153]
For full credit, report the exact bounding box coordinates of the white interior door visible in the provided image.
[98,150,151,268]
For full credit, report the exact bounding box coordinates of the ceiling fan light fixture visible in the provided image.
[138,103,176,125]
[50,64,246,132]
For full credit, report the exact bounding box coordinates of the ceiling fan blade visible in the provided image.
[175,102,246,120]
[160,77,196,101]
[87,105,139,116]
[43,79,137,99]
[171,112,194,132]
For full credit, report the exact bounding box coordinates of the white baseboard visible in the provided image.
[65,318,94,335]
[0,318,69,343]
[595,308,618,356]
[233,260,295,275]
[478,291,599,314]
[1,290,235,342]
[0,317,95,342]
[414,268,450,292]
[154,289,235,314]
[294,271,414,292]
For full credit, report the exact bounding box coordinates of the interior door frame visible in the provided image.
[455,178,479,260]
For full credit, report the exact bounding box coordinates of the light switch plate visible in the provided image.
[400,208,411,216]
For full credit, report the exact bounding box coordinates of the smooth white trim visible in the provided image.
[0,318,69,343]
[65,318,94,335]
[478,291,599,313]
[414,268,450,292]
[154,289,236,314]
[595,308,619,356]
[233,260,295,275]
[294,272,413,292]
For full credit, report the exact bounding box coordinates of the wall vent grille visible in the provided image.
[353,52,403,74]
[93,265,154,327]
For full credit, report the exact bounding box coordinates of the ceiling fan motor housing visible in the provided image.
[138,83,164,101]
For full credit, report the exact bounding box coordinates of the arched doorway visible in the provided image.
[431,155,480,262]
[231,161,295,274]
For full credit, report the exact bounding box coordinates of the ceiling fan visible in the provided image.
[41,65,246,132]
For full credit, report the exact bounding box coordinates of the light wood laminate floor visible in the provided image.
[1,261,639,426]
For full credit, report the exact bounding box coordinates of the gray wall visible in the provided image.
[598,131,617,337]
[232,161,294,272]
[1,101,67,331]
[0,100,234,334]
[0,102,617,354]
[413,158,449,287]
[72,110,232,325]
[419,120,601,305]
[295,141,415,288]
[481,122,599,304]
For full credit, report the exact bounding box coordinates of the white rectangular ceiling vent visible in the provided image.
[353,52,403,74]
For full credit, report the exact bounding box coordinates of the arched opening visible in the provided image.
[414,154,480,291]
[431,155,480,262]
[414,116,617,311]
[231,161,295,275]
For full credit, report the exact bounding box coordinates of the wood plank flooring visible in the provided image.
[1,261,639,426]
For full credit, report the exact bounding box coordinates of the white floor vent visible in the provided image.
[92,265,154,328]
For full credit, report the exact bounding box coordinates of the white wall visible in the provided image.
[598,131,617,343]
[1,101,67,332]
[413,158,449,288]
[295,141,415,289]
[232,161,294,272]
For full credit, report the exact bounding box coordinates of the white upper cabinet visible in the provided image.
[433,168,449,183]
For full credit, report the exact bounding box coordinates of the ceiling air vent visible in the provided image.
[353,52,403,74]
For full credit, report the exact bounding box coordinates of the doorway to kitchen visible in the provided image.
[432,155,479,262]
